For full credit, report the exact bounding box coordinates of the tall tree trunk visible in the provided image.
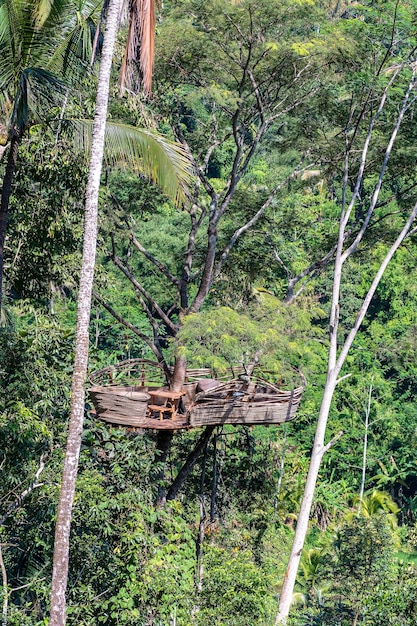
[196,439,209,594]
[275,200,417,624]
[155,353,188,506]
[210,434,218,526]
[0,133,19,312]
[0,544,8,626]
[155,430,175,507]
[275,378,337,624]
[275,69,417,620]
[49,1,123,624]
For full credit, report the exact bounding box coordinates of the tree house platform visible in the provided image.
[89,359,304,430]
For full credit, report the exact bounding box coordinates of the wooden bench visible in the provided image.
[147,389,186,421]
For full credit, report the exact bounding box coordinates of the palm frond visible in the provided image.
[9,67,66,131]
[120,0,156,95]
[0,5,10,46]
[72,120,193,205]
[0,0,109,146]
[34,0,54,29]
[45,0,102,80]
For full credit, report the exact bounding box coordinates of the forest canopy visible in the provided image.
[1,1,417,625]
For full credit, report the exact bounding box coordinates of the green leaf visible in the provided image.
[72,120,193,205]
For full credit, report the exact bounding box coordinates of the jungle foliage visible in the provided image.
[2,0,417,624]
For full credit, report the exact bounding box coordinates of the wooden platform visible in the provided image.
[89,385,190,430]
[96,412,189,430]
[89,360,305,430]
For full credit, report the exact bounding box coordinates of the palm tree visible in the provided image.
[48,6,124,624]
[0,0,100,311]
[48,1,190,623]
[0,0,182,312]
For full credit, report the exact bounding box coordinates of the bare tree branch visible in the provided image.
[111,254,178,334]
[214,159,311,281]
[110,196,181,287]
[0,454,46,527]
[342,67,417,262]
[335,200,417,377]
[133,292,169,365]
[322,430,344,455]
[129,233,180,287]
[340,63,407,234]
[93,291,165,364]
[335,373,352,386]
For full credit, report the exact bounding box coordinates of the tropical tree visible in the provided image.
[276,13,417,623]
[0,0,100,311]
[48,0,191,623]
[94,0,330,503]
[48,2,126,623]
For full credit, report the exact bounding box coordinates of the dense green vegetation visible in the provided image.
[2,0,417,624]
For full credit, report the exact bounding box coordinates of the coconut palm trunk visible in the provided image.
[49,0,123,623]
[0,133,19,312]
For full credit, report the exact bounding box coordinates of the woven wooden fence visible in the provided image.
[188,379,303,427]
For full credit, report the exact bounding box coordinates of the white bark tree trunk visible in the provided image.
[0,544,8,626]
[276,201,417,624]
[275,376,337,623]
[276,65,417,623]
[49,1,123,624]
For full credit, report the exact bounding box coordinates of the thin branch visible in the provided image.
[11,577,47,593]
[175,128,217,200]
[286,246,337,302]
[322,430,344,456]
[335,373,352,386]
[269,82,322,123]
[340,62,408,234]
[135,292,168,364]
[129,234,180,287]
[110,196,180,287]
[111,254,178,334]
[375,180,417,210]
[270,246,291,279]
[93,291,164,364]
[342,67,417,262]
[0,454,46,526]
[335,200,417,378]
[214,159,310,281]
[180,203,199,310]
[359,381,373,509]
